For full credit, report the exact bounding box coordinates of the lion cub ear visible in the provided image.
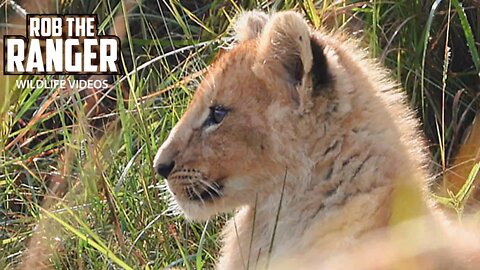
[234,11,269,42]
[253,11,329,112]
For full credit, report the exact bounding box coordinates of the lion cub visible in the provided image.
[154,11,480,269]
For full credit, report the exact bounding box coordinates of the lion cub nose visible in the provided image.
[155,162,175,179]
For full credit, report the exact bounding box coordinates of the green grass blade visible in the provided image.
[40,207,134,270]
[455,162,480,206]
[451,0,480,72]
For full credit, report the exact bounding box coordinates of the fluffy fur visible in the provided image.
[154,10,480,269]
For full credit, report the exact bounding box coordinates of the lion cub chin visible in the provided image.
[154,10,480,269]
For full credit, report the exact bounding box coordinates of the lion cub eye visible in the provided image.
[204,105,229,128]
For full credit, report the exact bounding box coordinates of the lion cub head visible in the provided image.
[154,11,333,220]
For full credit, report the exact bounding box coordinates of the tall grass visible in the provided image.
[1,0,479,269]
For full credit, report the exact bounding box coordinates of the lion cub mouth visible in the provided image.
[185,181,223,201]
[167,169,224,202]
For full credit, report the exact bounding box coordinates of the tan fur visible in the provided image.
[154,11,480,269]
